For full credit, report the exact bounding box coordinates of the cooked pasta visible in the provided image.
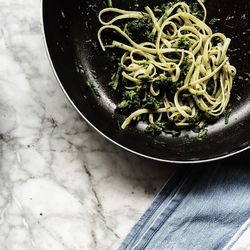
[97,0,236,136]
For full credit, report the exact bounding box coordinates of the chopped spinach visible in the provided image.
[224,106,232,125]
[154,0,181,17]
[109,64,124,90]
[178,57,191,83]
[86,80,100,98]
[146,121,181,137]
[173,36,191,50]
[117,90,141,110]
[209,18,221,26]
[198,128,208,140]
[153,75,178,97]
[142,94,162,110]
[145,121,167,135]
[190,2,204,20]
[236,95,242,101]
[125,17,153,43]
[153,75,172,86]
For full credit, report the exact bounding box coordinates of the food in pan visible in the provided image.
[98,0,236,138]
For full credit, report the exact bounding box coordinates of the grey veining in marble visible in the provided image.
[0,0,174,249]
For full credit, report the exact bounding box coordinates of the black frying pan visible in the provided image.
[42,0,250,163]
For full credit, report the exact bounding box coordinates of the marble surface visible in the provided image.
[0,0,175,249]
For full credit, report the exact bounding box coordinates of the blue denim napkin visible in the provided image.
[119,153,250,250]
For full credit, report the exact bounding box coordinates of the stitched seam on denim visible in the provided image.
[137,179,191,250]
[118,170,186,250]
[128,183,186,248]
[167,166,220,240]
[131,170,196,250]
[132,170,191,237]
[118,173,176,250]
[222,217,250,250]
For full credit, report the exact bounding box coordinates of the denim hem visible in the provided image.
[132,168,202,250]
[118,167,201,250]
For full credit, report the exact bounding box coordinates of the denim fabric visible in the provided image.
[119,157,250,250]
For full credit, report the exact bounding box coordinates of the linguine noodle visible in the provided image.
[98,1,236,133]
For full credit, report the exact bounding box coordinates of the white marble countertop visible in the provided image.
[0,0,174,249]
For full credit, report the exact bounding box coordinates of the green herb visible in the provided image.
[154,0,180,17]
[138,75,153,83]
[191,112,209,133]
[198,128,208,140]
[181,58,191,74]
[165,129,181,137]
[109,64,124,90]
[154,6,164,16]
[125,17,153,43]
[117,90,141,110]
[142,94,162,110]
[146,121,181,137]
[86,80,100,98]
[190,2,204,20]
[224,106,232,125]
[107,0,112,7]
[153,74,172,86]
[153,75,178,97]
[75,63,86,74]
[181,93,192,99]
[173,36,191,50]
[236,95,242,101]
[209,18,221,25]
[145,122,166,135]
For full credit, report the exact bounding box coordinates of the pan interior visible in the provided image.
[43,0,250,162]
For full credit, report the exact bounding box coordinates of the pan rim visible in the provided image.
[40,0,250,164]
